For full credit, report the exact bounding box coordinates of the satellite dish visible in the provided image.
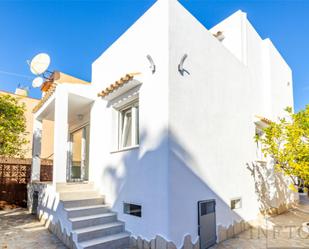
[29,53,51,75]
[32,77,44,88]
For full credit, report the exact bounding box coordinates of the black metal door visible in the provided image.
[198,199,217,249]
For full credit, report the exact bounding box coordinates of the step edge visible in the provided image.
[73,221,124,234]
[79,232,130,247]
[65,204,110,212]
[70,212,117,222]
[61,196,104,201]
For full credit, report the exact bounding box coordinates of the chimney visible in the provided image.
[15,87,28,97]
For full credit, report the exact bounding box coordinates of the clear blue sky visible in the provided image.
[0,0,308,111]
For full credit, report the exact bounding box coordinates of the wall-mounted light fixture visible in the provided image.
[178,54,190,76]
[213,31,225,41]
[146,55,156,74]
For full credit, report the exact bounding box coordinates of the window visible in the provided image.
[123,202,142,217]
[118,100,139,149]
[231,198,242,210]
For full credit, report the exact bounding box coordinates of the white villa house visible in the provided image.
[28,1,299,249]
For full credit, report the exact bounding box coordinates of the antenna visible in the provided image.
[32,77,44,88]
[28,53,51,88]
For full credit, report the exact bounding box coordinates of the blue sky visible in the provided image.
[0,0,307,111]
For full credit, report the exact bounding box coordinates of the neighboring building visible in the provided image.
[28,1,298,249]
[0,88,53,159]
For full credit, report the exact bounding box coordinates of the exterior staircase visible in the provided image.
[56,183,130,249]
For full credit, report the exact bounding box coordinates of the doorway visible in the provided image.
[68,125,90,182]
[198,199,217,249]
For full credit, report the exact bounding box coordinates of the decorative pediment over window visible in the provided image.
[97,72,142,101]
[254,115,272,128]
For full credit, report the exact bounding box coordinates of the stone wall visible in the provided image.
[129,235,199,249]
[28,182,77,249]
[260,200,298,216]
[48,220,77,249]
[217,220,252,242]
[27,182,50,214]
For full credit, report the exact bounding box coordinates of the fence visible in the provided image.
[0,157,53,207]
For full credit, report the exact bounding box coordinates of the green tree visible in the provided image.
[257,105,309,186]
[0,94,28,157]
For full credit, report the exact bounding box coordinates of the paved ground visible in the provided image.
[0,208,66,249]
[1,197,309,249]
[212,196,309,249]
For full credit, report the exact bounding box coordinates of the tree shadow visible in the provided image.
[246,161,297,216]
[101,129,245,245]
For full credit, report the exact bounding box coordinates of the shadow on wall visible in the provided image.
[101,129,247,246]
[246,161,297,216]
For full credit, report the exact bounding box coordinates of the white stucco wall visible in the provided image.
[166,1,295,246]
[264,39,294,118]
[168,2,257,246]
[90,0,170,241]
[210,10,293,119]
[210,10,247,65]
[76,0,295,247]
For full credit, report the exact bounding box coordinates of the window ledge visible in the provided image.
[110,145,139,154]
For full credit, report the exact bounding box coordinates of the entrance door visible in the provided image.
[69,125,90,182]
[198,199,217,249]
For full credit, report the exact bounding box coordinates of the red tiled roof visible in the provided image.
[98,73,140,97]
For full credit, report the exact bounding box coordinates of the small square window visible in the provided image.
[123,203,142,217]
[117,100,139,149]
[231,198,242,210]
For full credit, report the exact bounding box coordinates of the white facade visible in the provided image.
[31,1,298,248]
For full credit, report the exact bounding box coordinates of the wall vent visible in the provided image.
[123,202,142,217]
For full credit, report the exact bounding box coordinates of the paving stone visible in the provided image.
[143,239,150,249]
[210,199,309,249]
[156,235,167,249]
[137,236,143,249]
[182,235,193,249]
[150,238,156,249]
[0,208,67,249]
[167,241,177,249]
[2,200,309,249]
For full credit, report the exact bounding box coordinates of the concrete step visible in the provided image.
[74,221,125,242]
[59,190,100,200]
[56,182,95,192]
[79,232,130,249]
[70,213,117,229]
[65,204,111,218]
[62,197,105,208]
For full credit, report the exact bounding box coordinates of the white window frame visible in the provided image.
[116,100,139,150]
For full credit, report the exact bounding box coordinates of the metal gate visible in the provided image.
[198,199,217,249]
